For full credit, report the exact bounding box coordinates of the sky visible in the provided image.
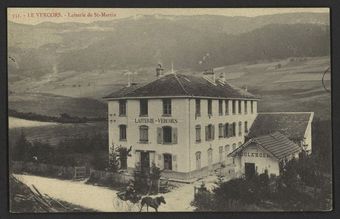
[8,8,329,25]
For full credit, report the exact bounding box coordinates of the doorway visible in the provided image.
[163,154,172,170]
[208,148,213,172]
[140,152,150,173]
[245,162,256,179]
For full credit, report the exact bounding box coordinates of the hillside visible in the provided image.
[8,93,107,118]
[8,13,329,81]
[7,13,331,121]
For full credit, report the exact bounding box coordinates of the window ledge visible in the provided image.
[138,141,149,144]
[119,115,127,117]
[196,140,201,143]
[162,114,172,117]
[120,139,127,142]
[139,115,149,117]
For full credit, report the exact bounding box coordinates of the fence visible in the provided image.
[10,161,133,185]
[88,168,133,185]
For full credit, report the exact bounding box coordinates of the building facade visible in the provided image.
[104,73,259,180]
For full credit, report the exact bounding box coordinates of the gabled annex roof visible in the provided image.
[247,112,314,141]
[103,73,259,100]
[228,131,302,160]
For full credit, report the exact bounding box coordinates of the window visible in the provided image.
[225,100,229,115]
[218,100,223,115]
[195,99,201,116]
[163,154,172,170]
[139,125,148,142]
[238,121,242,136]
[232,122,236,137]
[119,125,127,140]
[208,99,212,116]
[163,126,172,143]
[140,99,148,116]
[238,100,242,114]
[195,125,201,142]
[232,143,236,151]
[251,101,254,114]
[119,100,126,116]
[244,121,248,133]
[219,146,223,162]
[163,99,172,115]
[224,123,229,138]
[232,100,236,114]
[245,101,248,114]
[205,124,215,141]
[218,123,224,138]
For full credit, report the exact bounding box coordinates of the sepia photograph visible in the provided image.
[7,7,332,212]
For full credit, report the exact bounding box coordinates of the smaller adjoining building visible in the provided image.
[228,131,302,177]
[247,112,314,154]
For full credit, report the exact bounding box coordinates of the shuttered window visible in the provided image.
[163,126,172,143]
[158,126,178,144]
[119,125,127,140]
[139,125,148,142]
[119,100,126,116]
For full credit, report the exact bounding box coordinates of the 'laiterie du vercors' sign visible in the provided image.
[135,117,178,124]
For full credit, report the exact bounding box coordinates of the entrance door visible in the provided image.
[245,162,255,179]
[208,149,213,172]
[140,152,150,173]
[163,154,172,170]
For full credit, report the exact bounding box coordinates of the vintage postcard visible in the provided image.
[8,8,332,212]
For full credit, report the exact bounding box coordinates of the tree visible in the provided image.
[12,130,31,161]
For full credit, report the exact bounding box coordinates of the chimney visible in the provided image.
[218,73,226,83]
[156,63,164,78]
[203,68,216,85]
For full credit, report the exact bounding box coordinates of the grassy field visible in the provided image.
[9,119,107,147]
[215,56,331,120]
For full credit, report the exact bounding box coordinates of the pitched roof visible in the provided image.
[247,112,314,141]
[229,132,302,160]
[104,73,258,99]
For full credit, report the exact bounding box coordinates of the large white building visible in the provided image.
[104,71,314,181]
[104,71,259,180]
